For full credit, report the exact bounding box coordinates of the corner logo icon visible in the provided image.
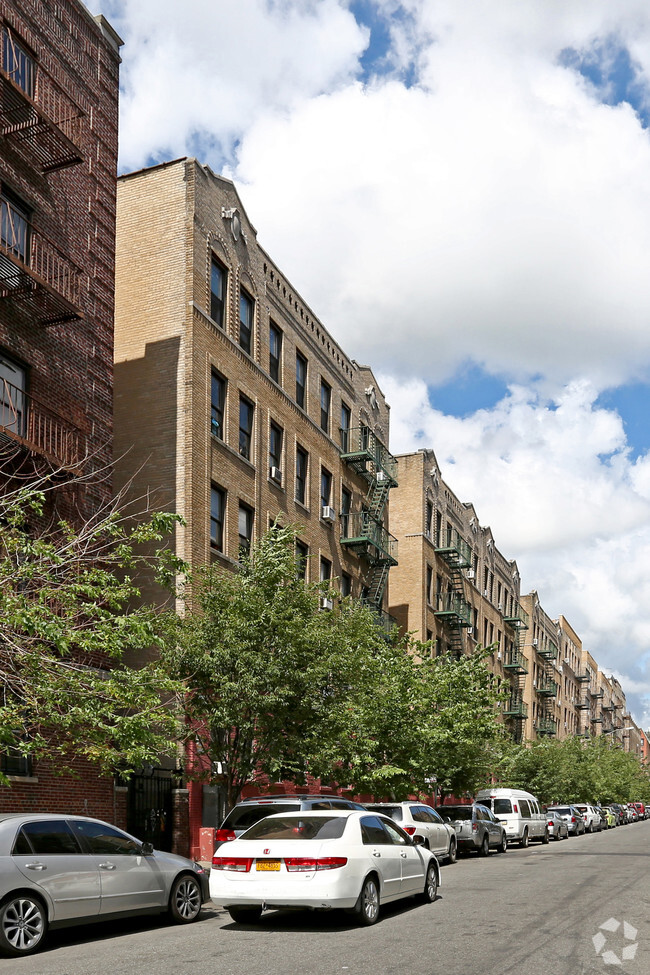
[593,918,638,966]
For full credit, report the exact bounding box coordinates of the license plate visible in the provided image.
[256,860,281,871]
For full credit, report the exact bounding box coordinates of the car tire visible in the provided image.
[419,862,438,903]
[447,839,457,864]
[496,833,507,853]
[353,876,380,926]
[479,834,489,857]
[542,828,550,845]
[228,907,263,924]
[519,829,529,848]
[168,874,203,924]
[0,894,47,957]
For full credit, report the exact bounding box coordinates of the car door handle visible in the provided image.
[400,853,408,858]
[99,862,116,870]
[25,862,46,871]
[372,852,381,858]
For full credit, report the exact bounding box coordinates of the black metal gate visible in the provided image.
[126,772,173,851]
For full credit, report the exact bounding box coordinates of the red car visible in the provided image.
[632,802,646,820]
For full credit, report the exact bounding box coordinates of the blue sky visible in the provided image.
[94,0,650,726]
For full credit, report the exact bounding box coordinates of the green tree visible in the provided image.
[0,474,185,783]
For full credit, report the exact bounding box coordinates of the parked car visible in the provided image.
[626,804,639,822]
[597,806,616,829]
[546,810,569,840]
[436,803,507,856]
[632,802,647,820]
[545,805,585,836]
[574,803,602,832]
[213,795,366,851]
[363,802,457,863]
[608,803,626,825]
[209,810,441,926]
[475,788,548,847]
[0,813,209,957]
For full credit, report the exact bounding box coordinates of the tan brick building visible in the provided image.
[114,157,399,855]
[0,1,123,819]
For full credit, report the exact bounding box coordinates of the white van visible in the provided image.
[475,788,549,847]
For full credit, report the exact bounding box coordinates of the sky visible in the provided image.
[93,0,650,728]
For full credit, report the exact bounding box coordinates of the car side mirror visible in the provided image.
[141,842,154,856]
[412,834,425,846]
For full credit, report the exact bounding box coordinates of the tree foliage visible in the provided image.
[164,523,506,808]
[0,474,185,782]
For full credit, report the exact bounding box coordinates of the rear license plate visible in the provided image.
[256,860,281,871]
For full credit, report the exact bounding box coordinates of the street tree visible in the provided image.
[0,470,185,783]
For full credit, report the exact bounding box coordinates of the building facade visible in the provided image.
[0,1,122,818]
[113,157,398,857]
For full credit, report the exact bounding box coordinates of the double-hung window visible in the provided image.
[238,503,254,557]
[320,467,332,510]
[296,540,309,581]
[210,257,227,328]
[239,289,254,355]
[340,402,351,451]
[0,354,26,437]
[239,395,254,461]
[210,485,226,551]
[210,371,226,440]
[295,445,308,505]
[341,486,352,538]
[269,422,283,478]
[295,352,307,409]
[320,380,331,434]
[269,322,282,383]
[2,28,35,98]
[1,189,30,263]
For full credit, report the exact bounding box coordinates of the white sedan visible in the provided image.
[209,810,441,926]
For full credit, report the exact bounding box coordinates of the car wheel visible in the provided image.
[479,834,489,857]
[227,907,263,924]
[168,874,203,923]
[354,876,380,926]
[519,829,529,848]
[496,833,507,853]
[447,839,457,864]
[419,862,438,903]
[0,895,47,957]
[542,828,550,845]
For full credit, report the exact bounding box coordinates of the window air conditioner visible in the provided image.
[270,466,282,485]
[483,589,489,597]
[319,597,333,611]
[376,471,388,482]
[467,569,475,580]
[498,603,503,612]
[321,506,336,523]
[532,638,538,647]
[497,650,502,660]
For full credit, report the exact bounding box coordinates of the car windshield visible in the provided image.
[549,807,571,815]
[222,803,301,830]
[364,805,402,822]
[438,807,472,821]
[493,799,513,814]
[241,816,348,841]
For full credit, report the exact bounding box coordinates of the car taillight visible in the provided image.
[215,829,236,843]
[513,803,518,812]
[284,857,348,872]
[571,817,576,823]
[472,823,478,832]
[403,826,417,836]
[547,820,553,826]
[211,856,253,872]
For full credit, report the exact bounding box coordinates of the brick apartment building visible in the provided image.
[113,157,399,857]
[0,1,122,820]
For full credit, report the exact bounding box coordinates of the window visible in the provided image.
[239,289,254,355]
[210,371,226,440]
[210,256,227,328]
[320,467,332,510]
[0,748,31,777]
[238,503,253,557]
[361,816,390,845]
[2,28,35,98]
[296,540,309,580]
[320,557,331,583]
[269,322,282,383]
[296,351,307,409]
[238,395,254,461]
[426,566,433,604]
[1,189,30,263]
[340,572,352,597]
[425,501,433,538]
[295,445,308,505]
[70,820,141,856]
[269,422,283,476]
[16,821,81,856]
[341,486,352,538]
[210,485,226,551]
[320,380,331,433]
[340,402,351,450]
[0,354,26,436]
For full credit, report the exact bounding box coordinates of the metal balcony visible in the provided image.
[434,528,471,569]
[503,601,529,629]
[576,672,591,683]
[537,639,558,661]
[536,677,558,698]
[504,695,528,719]
[504,648,528,673]
[591,689,604,699]
[339,426,397,486]
[0,378,85,471]
[433,591,472,627]
[0,200,83,325]
[340,512,398,565]
[0,40,84,173]
[537,717,557,737]
[576,697,591,710]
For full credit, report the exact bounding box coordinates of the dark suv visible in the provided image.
[213,795,366,851]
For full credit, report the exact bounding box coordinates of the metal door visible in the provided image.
[126,772,173,851]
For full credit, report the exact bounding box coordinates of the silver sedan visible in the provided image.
[0,813,209,957]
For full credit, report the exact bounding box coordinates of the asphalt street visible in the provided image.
[3,820,649,975]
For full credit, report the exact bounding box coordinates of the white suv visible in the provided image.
[574,803,602,832]
[363,802,457,863]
